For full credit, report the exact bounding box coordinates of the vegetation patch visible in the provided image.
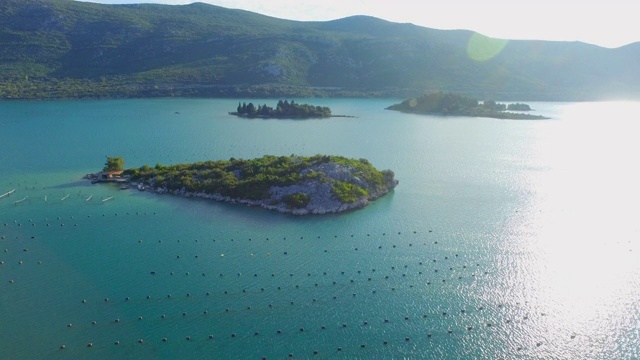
[282,193,311,209]
[332,181,369,204]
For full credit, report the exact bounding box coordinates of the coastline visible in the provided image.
[385,107,550,120]
[125,181,396,215]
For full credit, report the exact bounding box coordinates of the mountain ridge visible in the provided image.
[1,0,638,100]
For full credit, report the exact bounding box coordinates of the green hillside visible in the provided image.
[1,0,638,100]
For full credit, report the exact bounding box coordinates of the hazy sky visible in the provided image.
[78,0,638,48]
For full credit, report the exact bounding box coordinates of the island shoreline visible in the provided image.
[84,155,398,215]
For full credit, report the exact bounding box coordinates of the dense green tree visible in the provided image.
[259,104,270,115]
[103,156,124,172]
[231,99,331,119]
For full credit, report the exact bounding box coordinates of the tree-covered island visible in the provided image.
[386,92,549,119]
[230,100,347,119]
[95,155,397,215]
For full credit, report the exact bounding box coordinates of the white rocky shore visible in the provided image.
[129,162,398,215]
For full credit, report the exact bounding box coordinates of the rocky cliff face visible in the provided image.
[269,161,398,214]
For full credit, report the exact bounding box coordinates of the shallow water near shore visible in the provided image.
[1,99,639,359]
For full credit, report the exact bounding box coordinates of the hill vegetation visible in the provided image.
[120,155,398,215]
[386,92,549,119]
[1,0,638,100]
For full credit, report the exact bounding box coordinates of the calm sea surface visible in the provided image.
[1,99,639,359]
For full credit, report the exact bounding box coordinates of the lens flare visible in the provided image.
[467,33,508,61]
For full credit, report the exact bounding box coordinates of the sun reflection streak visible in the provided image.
[504,101,640,356]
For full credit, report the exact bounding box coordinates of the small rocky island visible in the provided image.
[386,92,549,119]
[230,99,350,119]
[88,155,398,215]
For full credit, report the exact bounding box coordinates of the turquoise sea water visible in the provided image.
[1,99,639,359]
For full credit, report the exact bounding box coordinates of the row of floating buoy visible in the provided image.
[3,222,78,227]
[175,230,426,242]
[1,259,42,265]
[2,230,462,279]
[57,300,556,357]
[153,245,453,261]
[68,267,485,300]
[156,258,479,274]
[66,308,510,328]
[2,217,421,236]
[66,293,535,334]
[1,211,160,228]
[2,212,159,227]
[58,324,553,355]
[1,225,431,248]
[74,276,479,303]
[165,242,448,256]
[145,265,486,289]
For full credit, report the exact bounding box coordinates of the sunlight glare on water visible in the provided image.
[506,101,640,358]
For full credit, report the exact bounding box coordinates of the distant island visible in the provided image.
[229,100,350,119]
[386,92,550,119]
[87,155,398,215]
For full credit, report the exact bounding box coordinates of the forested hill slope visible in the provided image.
[1,0,638,100]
